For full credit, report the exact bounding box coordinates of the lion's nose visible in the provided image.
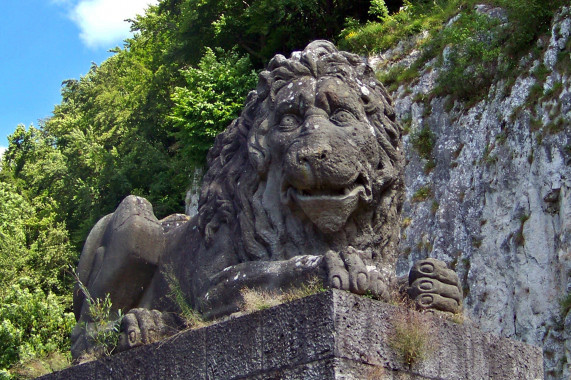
[298,146,331,164]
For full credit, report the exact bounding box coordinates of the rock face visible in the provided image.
[71,41,462,360]
[372,6,570,379]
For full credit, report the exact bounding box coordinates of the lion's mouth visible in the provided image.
[282,174,371,233]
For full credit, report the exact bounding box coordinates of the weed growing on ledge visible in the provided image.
[401,217,412,229]
[240,277,326,313]
[431,200,439,214]
[514,214,530,246]
[164,268,209,329]
[449,312,466,325]
[388,310,434,366]
[424,159,436,174]
[74,272,123,357]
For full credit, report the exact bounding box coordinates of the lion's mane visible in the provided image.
[196,41,404,270]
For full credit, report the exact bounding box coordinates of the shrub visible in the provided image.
[431,11,504,100]
[497,0,561,56]
[369,0,390,21]
[339,0,460,55]
[170,47,258,167]
[0,280,74,376]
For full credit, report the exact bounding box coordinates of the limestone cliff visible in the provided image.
[371,5,570,379]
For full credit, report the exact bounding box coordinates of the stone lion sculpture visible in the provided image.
[71,41,462,359]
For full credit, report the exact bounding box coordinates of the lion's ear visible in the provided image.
[257,71,271,100]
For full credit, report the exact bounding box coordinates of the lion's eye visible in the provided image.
[278,114,300,132]
[330,109,356,125]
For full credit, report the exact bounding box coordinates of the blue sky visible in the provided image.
[0,0,159,152]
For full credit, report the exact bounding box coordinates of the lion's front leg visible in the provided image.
[324,247,390,300]
[197,255,326,319]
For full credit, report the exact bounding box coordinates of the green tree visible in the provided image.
[161,0,374,66]
[370,0,390,20]
[170,47,258,168]
[0,176,75,375]
[0,280,74,376]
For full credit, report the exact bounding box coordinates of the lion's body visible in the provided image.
[157,41,406,315]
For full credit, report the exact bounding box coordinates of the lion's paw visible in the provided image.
[117,308,182,352]
[407,258,462,314]
[325,248,389,300]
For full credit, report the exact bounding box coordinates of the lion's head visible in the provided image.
[197,41,404,270]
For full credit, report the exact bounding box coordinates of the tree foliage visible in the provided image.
[0,281,75,374]
[0,171,75,376]
[160,0,373,66]
[170,47,257,165]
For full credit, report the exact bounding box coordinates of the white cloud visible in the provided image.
[0,147,6,159]
[68,0,159,49]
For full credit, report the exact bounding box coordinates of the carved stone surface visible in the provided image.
[71,41,462,359]
[408,258,462,313]
[45,291,543,380]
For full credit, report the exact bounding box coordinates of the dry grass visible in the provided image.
[449,311,465,325]
[385,278,415,309]
[282,277,326,302]
[366,365,386,379]
[388,310,434,367]
[240,277,325,313]
[240,288,284,313]
[9,352,71,379]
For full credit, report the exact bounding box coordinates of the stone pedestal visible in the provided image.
[42,290,543,379]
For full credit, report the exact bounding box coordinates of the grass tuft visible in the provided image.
[560,292,571,316]
[389,310,434,366]
[164,268,209,329]
[411,186,433,202]
[240,277,326,313]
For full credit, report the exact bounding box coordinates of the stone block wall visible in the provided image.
[41,290,543,379]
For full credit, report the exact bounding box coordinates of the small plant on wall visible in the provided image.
[388,310,434,367]
[74,273,124,359]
